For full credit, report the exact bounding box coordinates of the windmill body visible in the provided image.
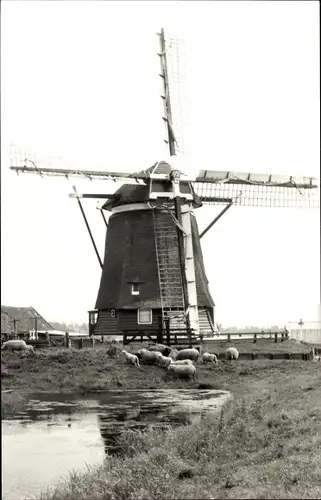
[94,161,215,339]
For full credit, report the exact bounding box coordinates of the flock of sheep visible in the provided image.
[3,339,319,366]
[121,345,240,380]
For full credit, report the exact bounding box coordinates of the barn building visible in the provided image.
[1,305,55,341]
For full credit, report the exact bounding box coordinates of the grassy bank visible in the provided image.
[2,341,321,498]
[1,339,311,417]
[36,360,321,500]
[1,339,309,394]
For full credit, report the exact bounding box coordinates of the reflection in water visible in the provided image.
[2,389,231,500]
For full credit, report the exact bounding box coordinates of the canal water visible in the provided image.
[2,389,231,500]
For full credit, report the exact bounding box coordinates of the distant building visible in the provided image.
[1,305,54,340]
[287,320,321,344]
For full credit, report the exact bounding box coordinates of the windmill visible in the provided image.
[10,29,319,346]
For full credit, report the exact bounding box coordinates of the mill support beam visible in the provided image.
[100,209,108,228]
[69,193,119,199]
[200,201,233,239]
[174,196,190,332]
[181,205,200,336]
[72,187,103,269]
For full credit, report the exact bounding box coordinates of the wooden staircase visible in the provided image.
[198,308,215,337]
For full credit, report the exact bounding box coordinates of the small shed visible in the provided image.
[287,320,321,344]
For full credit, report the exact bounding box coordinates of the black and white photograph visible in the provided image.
[1,1,320,499]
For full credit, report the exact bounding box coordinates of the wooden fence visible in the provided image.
[204,331,289,343]
[26,332,95,349]
[215,351,314,361]
[122,329,198,347]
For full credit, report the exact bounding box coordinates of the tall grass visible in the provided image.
[1,391,28,418]
[37,373,321,500]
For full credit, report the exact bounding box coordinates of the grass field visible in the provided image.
[1,339,310,398]
[2,339,321,499]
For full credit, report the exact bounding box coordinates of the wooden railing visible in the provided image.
[204,330,289,343]
[26,332,95,349]
[122,328,197,347]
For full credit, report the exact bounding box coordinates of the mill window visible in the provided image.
[131,283,139,295]
[137,308,152,324]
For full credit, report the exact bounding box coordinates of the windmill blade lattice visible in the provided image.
[194,170,319,208]
[159,29,188,157]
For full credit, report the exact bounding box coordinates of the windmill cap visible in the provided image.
[133,160,195,181]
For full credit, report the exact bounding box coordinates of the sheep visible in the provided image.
[168,348,179,360]
[176,348,199,362]
[311,347,321,362]
[137,348,160,365]
[1,340,32,352]
[167,363,196,380]
[148,344,169,355]
[121,350,140,367]
[157,354,172,368]
[171,359,194,366]
[201,352,218,365]
[225,347,239,361]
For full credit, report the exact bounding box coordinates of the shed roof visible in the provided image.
[1,306,54,333]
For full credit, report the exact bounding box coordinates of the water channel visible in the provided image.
[2,389,231,500]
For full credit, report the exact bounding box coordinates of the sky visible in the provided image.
[1,0,320,327]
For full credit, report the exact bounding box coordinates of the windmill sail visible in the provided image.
[159,29,188,157]
[194,170,319,208]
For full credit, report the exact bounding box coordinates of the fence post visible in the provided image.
[91,336,95,348]
[101,335,104,343]
[165,319,170,346]
[199,334,204,355]
[227,334,231,343]
[45,332,50,347]
[253,333,257,343]
[274,333,278,343]
[78,338,84,349]
[123,331,127,346]
[65,332,70,348]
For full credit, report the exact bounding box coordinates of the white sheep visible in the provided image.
[157,354,172,368]
[168,348,179,361]
[176,348,199,362]
[171,359,194,366]
[225,347,239,361]
[201,352,218,365]
[167,363,196,380]
[311,347,321,362]
[148,344,169,354]
[121,350,140,367]
[138,348,160,364]
[1,340,33,352]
